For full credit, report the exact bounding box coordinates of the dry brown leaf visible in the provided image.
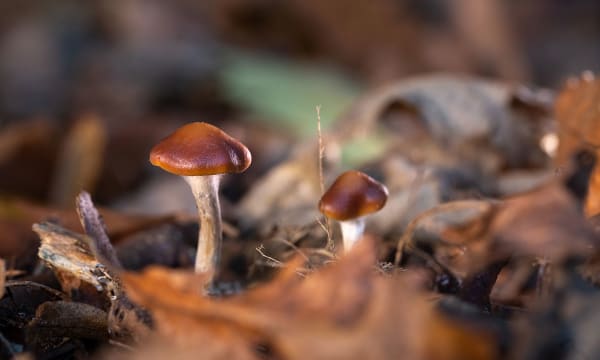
[49,114,107,208]
[122,237,425,359]
[0,281,65,333]
[555,73,600,163]
[0,197,174,258]
[0,119,59,201]
[554,73,600,216]
[424,311,498,360]
[105,334,257,360]
[338,75,549,170]
[484,183,597,266]
[399,179,598,275]
[121,237,497,360]
[33,221,116,295]
[397,173,599,309]
[586,167,600,217]
[26,301,108,344]
[395,199,497,276]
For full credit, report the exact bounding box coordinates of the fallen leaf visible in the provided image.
[401,173,598,275]
[32,221,152,342]
[397,167,599,309]
[0,197,174,264]
[0,119,59,201]
[0,281,65,331]
[554,73,600,216]
[424,310,499,360]
[337,75,549,170]
[33,222,114,294]
[483,183,597,267]
[26,301,108,347]
[49,114,107,208]
[555,73,600,164]
[395,199,496,276]
[121,237,497,359]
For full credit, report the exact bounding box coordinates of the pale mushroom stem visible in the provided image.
[184,175,222,277]
[339,218,366,253]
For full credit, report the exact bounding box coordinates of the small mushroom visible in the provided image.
[149,122,251,279]
[319,170,388,252]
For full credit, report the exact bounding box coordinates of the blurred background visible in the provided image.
[0,0,599,211]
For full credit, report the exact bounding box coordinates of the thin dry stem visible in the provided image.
[316,105,325,195]
[274,236,311,264]
[256,244,283,267]
[316,105,334,251]
[535,257,552,299]
[256,245,308,277]
[316,217,332,244]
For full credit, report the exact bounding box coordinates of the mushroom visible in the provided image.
[319,170,388,252]
[149,122,251,278]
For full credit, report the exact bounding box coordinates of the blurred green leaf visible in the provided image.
[220,51,362,138]
[340,132,391,168]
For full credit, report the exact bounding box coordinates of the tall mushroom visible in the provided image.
[319,170,388,252]
[149,122,251,278]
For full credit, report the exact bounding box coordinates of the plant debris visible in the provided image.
[1,3,600,358]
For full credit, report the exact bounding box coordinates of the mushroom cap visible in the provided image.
[319,170,388,221]
[149,122,252,176]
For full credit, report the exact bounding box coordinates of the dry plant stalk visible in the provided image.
[316,105,334,251]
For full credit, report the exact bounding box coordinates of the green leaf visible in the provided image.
[219,51,362,138]
[340,132,391,168]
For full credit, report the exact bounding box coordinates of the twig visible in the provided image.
[76,191,122,268]
[316,105,334,251]
[255,245,310,277]
[535,257,552,299]
[316,217,333,252]
[317,105,325,195]
[255,245,283,267]
[274,236,311,264]
[304,247,337,260]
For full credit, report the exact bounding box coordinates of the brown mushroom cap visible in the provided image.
[319,170,388,221]
[149,122,251,176]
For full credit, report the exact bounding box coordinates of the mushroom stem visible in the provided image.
[184,175,222,277]
[339,218,365,252]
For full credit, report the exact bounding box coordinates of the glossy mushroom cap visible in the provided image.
[319,170,389,221]
[149,122,252,176]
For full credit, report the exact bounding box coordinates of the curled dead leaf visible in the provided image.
[554,73,600,216]
[120,236,498,359]
[484,184,597,266]
[338,75,549,170]
[397,171,599,309]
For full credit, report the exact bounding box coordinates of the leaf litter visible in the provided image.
[2,74,600,359]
